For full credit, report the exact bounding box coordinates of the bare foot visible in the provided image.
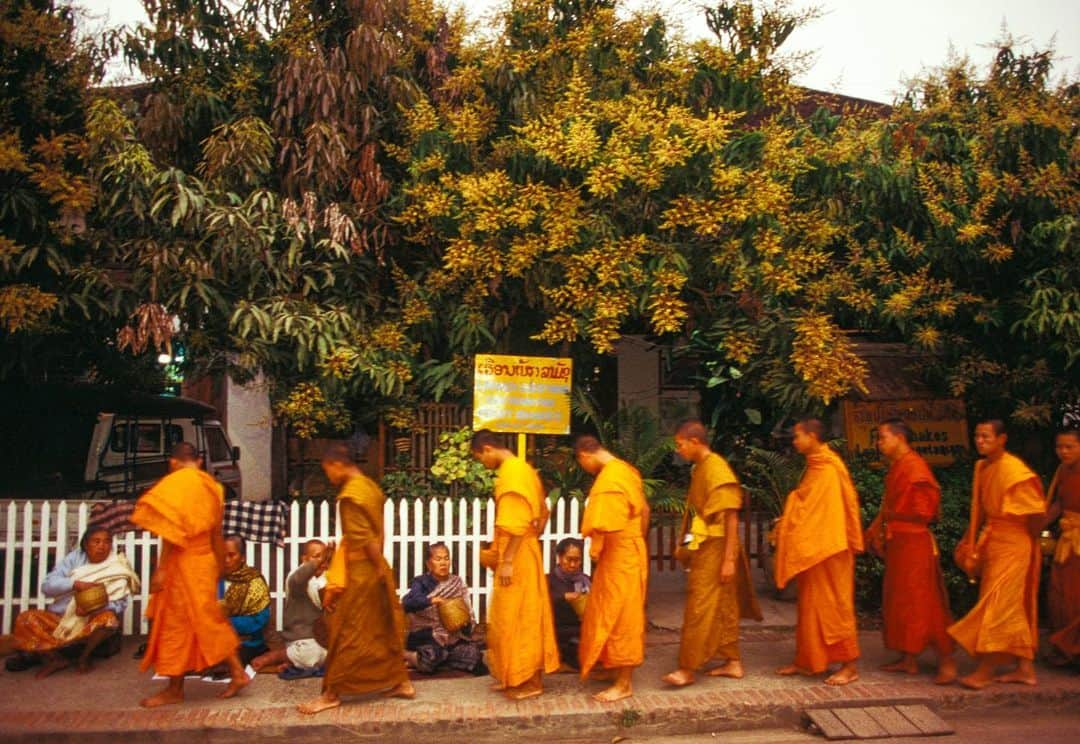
[556,662,576,674]
[775,664,813,677]
[35,658,69,679]
[707,660,744,679]
[959,672,995,690]
[383,680,416,699]
[994,669,1037,686]
[934,658,958,685]
[298,692,341,715]
[219,673,250,699]
[661,669,695,687]
[140,689,184,708]
[825,665,859,686]
[490,680,507,691]
[592,684,633,702]
[881,656,918,674]
[505,686,543,701]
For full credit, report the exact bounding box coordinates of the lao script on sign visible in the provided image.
[473,354,572,435]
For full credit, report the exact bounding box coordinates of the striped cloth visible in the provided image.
[89,499,289,547]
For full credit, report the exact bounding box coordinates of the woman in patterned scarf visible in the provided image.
[219,534,271,666]
[402,542,487,675]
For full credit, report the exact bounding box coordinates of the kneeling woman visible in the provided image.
[11,527,138,676]
[402,542,487,676]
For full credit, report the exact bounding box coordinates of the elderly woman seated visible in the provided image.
[219,534,271,666]
[8,527,138,677]
[402,542,487,676]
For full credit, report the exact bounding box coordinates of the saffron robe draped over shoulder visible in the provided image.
[486,456,560,687]
[878,450,954,656]
[322,473,409,695]
[131,467,240,676]
[775,447,863,673]
[578,458,648,678]
[1049,465,1080,659]
[948,453,1045,660]
[678,452,761,670]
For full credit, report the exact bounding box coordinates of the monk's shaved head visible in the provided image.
[880,418,914,443]
[170,441,199,462]
[573,434,603,455]
[978,418,1007,437]
[470,428,503,452]
[675,419,709,443]
[795,418,827,442]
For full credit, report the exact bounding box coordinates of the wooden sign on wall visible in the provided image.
[841,399,969,465]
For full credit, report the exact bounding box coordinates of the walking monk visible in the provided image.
[662,420,761,687]
[133,442,247,707]
[299,443,413,714]
[472,429,560,700]
[949,419,1045,689]
[1047,428,1080,664]
[865,419,956,683]
[574,435,649,702]
[775,419,863,685]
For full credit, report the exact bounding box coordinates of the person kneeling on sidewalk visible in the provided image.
[252,539,331,674]
[402,542,487,676]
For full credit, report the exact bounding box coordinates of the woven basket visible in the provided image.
[568,594,588,619]
[74,582,108,614]
[438,597,471,632]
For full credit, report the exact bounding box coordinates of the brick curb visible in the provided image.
[2,677,1076,743]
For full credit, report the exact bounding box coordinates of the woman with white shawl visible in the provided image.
[9,527,139,677]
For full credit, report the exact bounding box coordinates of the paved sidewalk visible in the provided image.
[2,572,1078,743]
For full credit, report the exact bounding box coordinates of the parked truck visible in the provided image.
[0,384,241,501]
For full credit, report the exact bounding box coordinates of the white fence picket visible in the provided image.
[0,496,587,635]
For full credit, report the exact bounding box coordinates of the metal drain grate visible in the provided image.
[805,703,954,740]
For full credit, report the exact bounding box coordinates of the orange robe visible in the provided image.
[871,450,953,656]
[948,453,1045,660]
[486,456,560,687]
[1047,464,1080,659]
[578,458,648,677]
[131,467,239,676]
[321,474,409,695]
[775,447,863,673]
[677,452,761,670]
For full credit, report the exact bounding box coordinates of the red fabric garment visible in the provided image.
[881,451,954,656]
[1049,466,1080,658]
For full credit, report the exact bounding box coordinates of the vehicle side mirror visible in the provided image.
[232,446,241,462]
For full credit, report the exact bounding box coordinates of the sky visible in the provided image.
[84,0,1080,103]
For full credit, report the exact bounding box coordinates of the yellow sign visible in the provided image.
[473,355,572,434]
[841,399,970,466]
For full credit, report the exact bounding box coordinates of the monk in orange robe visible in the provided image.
[299,443,413,714]
[662,420,761,687]
[865,419,956,683]
[133,442,247,708]
[775,419,863,685]
[574,435,649,702]
[1047,428,1080,663]
[472,429,560,700]
[948,419,1045,689]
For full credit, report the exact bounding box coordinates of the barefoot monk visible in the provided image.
[472,429,560,700]
[574,435,650,702]
[774,419,863,686]
[866,419,956,684]
[133,442,248,707]
[949,419,1045,689]
[1047,428,1080,664]
[661,420,761,688]
[298,443,413,714]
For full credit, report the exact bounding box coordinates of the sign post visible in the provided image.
[473,355,573,455]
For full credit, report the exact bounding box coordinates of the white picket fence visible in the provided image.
[0,498,592,636]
